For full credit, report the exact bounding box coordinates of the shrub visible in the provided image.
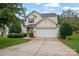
[59,21,73,39]
[29,32,34,38]
[23,33,27,37]
[7,33,27,38]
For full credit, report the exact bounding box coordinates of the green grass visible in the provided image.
[0,37,31,49]
[60,34,79,53]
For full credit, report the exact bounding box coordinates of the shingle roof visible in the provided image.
[41,13,57,17]
[26,10,57,18]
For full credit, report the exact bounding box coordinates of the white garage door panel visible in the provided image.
[35,28,58,37]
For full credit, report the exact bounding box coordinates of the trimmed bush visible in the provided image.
[7,33,27,38]
[59,21,73,39]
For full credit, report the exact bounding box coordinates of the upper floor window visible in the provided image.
[28,18,34,23]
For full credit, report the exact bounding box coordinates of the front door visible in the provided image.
[27,27,34,37]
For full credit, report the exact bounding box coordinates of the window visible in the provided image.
[28,18,34,23]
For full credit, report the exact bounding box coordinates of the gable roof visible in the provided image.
[41,13,57,17]
[26,10,41,19]
[35,17,57,26]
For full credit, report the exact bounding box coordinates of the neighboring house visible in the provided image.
[21,10,59,38]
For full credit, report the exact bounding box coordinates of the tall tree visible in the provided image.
[62,9,78,18]
[58,15,66,25]
[0,3,26,37]
[70,16,79,32]
[58,9,79,32]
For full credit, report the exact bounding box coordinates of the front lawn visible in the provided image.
[0,37,31,49]
[60,34,79,53]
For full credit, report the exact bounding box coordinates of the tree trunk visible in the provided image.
[1,31,4,37]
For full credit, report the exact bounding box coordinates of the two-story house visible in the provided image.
[21,10,59,38]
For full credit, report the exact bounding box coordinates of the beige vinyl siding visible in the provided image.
[36,18,57,28]
[21,24,27,33]
[48,17,58,24]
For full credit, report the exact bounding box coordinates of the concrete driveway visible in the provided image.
[0,38,78,56]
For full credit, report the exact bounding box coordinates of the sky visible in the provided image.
[23,3,79,15]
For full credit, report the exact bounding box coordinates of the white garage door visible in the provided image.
[35,28,58,37]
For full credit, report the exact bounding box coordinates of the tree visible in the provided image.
[58,9,79,32]
[59,21,73,39]
[58,9,79,25]
[58,14,67,25]
[9,23,21,33]
[62,9,77,18]
[70,16,79,32]
[0,3,26,37]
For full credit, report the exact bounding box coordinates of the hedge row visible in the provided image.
[7,33,34,38]
[7,33,27,38]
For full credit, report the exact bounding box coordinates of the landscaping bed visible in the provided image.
[0,37,31,49]
[59,34,79,53]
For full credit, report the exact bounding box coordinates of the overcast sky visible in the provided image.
[23,3,79,15]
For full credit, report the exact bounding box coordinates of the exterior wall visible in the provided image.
[25,12,42,25]
[21,24,27,33]
[47,17,58,24]
[36,18,57,28]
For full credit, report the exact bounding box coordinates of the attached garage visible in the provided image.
[35,28,58,37]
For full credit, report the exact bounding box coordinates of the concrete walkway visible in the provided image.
[0,38,78,56]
